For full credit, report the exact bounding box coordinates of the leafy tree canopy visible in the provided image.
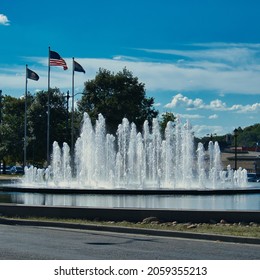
[77,68,159,134]
[235,123,260,147]
[27,88,68,164]
[0,95,27,163]
[159,112,176,137]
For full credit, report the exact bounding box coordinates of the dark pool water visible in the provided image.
[1,190,259,210]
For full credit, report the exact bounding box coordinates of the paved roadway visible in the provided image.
[0,224,259,259]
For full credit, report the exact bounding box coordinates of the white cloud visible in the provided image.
[229,103,260,113]
[179,113,204,119]
[190,42,260,49]
[140,43,260,67]
[192,124,225,137]
[165,93,204,109]
[135,43,260,94]
[208,99,227,110]
[0,14,10,26]
[209,114,218,119]
[164,93,260,114]
[112,55,140,62]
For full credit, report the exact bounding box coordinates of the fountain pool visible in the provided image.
[2,113,258,219]
[0,188,258,211]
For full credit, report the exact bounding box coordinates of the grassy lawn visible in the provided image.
[5,216,259,238]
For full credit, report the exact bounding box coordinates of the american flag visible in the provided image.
[49,50,68,70]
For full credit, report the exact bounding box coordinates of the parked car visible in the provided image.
[0,165,12,174]
[247,173,260,182]
[10,166,24,175]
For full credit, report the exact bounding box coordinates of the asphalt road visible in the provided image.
[0,224,259,260]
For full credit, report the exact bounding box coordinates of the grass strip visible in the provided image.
[3,216,259,238]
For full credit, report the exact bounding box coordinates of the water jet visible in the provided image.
[23,113,248,190]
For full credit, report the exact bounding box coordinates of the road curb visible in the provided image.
[0,217,259,245]
[1,203,260,223]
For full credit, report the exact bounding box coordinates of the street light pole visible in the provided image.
[66,90,70,142]
[47,47,51,166]
[234,129,238,170]
[71,58,76,176]
[71,58,75,158]
[24,65,28,168]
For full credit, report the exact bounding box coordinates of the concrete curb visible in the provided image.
[1,203,260,223]
[0,217,259,245]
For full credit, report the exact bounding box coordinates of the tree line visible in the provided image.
[0,68,176,168]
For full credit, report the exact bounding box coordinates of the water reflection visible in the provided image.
[0,192,259,210]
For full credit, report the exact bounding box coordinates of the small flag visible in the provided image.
[27,68,39,81]
[74,60,85,73]
[50,50,68,70]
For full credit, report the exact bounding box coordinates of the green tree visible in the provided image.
[236,124,260,147]
[0,94,33,165]
[27,88,68,165]
[78,68,158,134]
[159,112,176,137]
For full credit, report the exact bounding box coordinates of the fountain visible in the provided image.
[23,112,248,190]
[1,112,260,217]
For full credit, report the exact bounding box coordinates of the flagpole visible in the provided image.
[24,64,28,168]
[71,57,75,174]
[47,47,51,165]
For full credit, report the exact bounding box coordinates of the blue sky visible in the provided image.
[0,0,259,137]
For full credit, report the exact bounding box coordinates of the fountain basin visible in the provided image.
[0,203,259,223]
[1,185,260,195]
[1,183,259,211]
